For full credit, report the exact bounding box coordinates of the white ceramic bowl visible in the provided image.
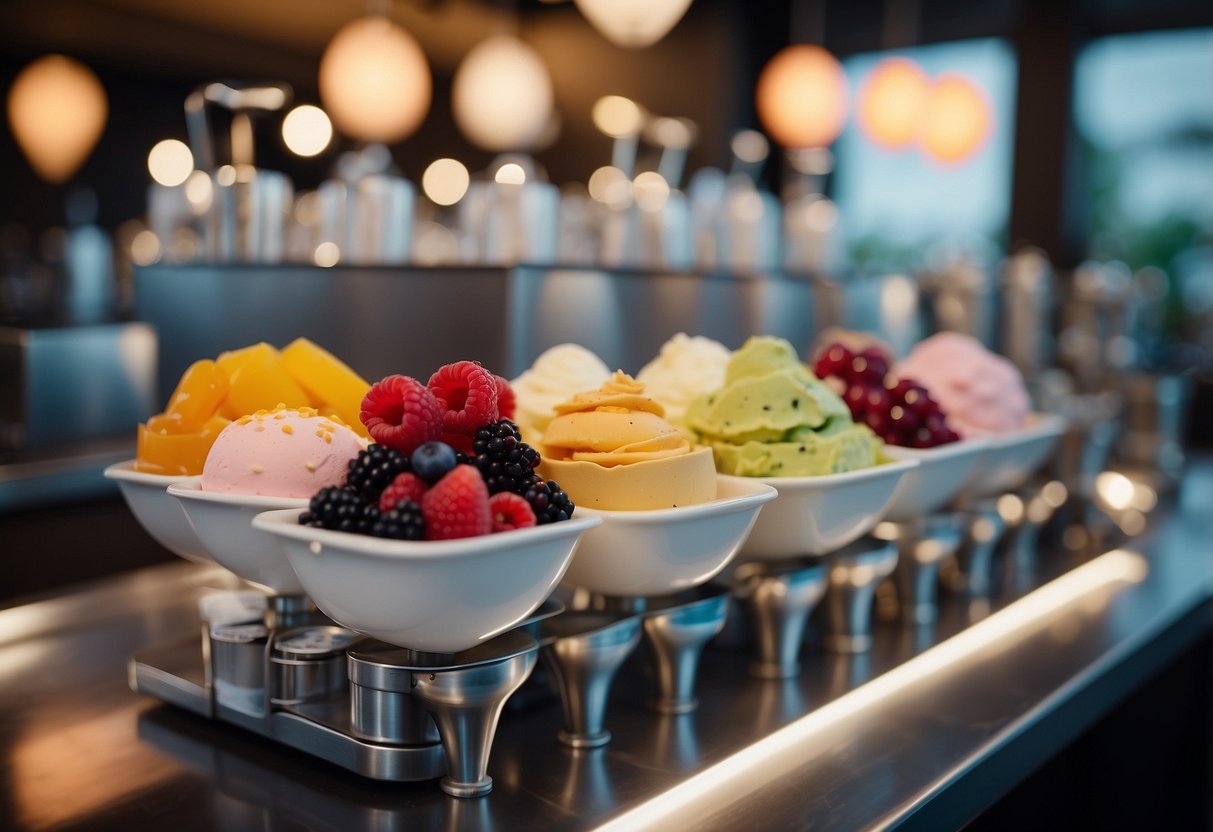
[104,461,212,565]
[562,476,778,597]
[728,458,920,560]
[252,510,601,653]
[168,481,307,594]
[880,438,991,522]
[962,413,1068,498]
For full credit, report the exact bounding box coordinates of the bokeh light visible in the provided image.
[858,57,930,149]
[422,158,470,206]
[147,139,193,187]
[756,45,849,149]
[592,96,645,138]
[282,105,333,157]
[919,73,993,164]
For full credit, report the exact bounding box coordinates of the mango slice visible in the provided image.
[163,359,229,432]
[134,414,231,476]
[281,338,370,437]
[219,344,312,420]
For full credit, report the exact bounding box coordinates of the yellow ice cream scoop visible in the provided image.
[539,372,717,510]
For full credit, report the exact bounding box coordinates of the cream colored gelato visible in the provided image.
[636,333,731,433]
[512,344,611,442]
[538,372,716,510]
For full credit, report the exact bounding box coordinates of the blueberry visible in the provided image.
[411,441,458,484]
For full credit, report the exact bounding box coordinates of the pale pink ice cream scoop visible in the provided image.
[895,333,1030,438]
[201,405,366,498]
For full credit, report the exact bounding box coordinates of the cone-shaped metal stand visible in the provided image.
[823,537,899,653]
[877,515,963,624]
[950,503,1009,597]
[1003,483,1061,593]
[641,589,730,714]
[408,632,539,798]
[734,560,828,679]
[540,612,642,749]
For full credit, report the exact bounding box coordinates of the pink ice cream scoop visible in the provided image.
[895,333,1030,438]
[201,405,366,498]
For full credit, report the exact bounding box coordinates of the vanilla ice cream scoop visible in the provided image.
[512,344,611,441]
[201,405,366,498]
[636,333,731,432]
[895,333,1030,437]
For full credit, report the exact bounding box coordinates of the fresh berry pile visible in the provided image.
[300,361,573,540]
[813,342,959,448]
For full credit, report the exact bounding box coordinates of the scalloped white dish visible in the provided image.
[962,413,1068,497]
[562,476,778,597]
[252,511,602,653]
[168,481,307,593]
[726,457,920,560]
[880,437,990,522]
[104,461,212,565]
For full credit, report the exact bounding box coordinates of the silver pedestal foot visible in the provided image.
[409,634,539,798]
[950,503,1009,597]
[734,561,828,679]
[823,537,898,653]
[877,515,962,624]
[642,590,729,714]
[540,613,642,749]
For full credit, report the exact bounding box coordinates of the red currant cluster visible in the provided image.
[813,342,959,448]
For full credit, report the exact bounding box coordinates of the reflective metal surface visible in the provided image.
[0,463,1210,831]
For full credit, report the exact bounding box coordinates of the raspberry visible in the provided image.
[360,375,444,456]
[443,431,475,455]
[421,464,491,540]
[428,361,499,438]
[494,375,516,420]
[489,492,536,533]
[378,472,428,512]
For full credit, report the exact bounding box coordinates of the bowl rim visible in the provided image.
[984,411,1068,449]
[252,509,603,559]
[573,476,778,523]
[716,455,919,490]
[104,459,203,486]
[167,479,309,509]
[880,435,991,461]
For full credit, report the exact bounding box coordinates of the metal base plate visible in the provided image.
[130,637,445,782]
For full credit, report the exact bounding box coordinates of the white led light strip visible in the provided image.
[591,549,1149,832]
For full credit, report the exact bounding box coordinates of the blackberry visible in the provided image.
[473,419,542,495]
[370,499,426,540]
[302,486,374,534]
[346,444,411,502]
[521,478,575,525]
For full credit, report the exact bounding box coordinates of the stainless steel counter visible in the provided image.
[1,463,1210,832]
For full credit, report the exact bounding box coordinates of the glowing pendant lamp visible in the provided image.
[573,0,694,49]
[452,35,554,152]
[755,44,849,149]
[7,55,107,183]
[319,16,431,143]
